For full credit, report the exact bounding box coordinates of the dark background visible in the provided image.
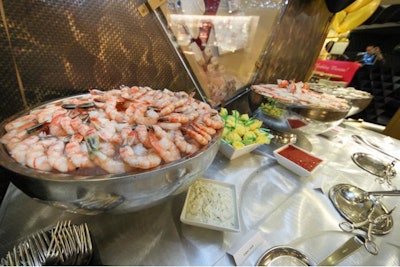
[346,5,400,126]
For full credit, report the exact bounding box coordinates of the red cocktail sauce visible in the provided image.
[287,119,307,129]
[278,145,322,172]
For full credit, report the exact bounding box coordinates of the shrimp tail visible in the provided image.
[85,131,130,174]
[84,133,100,158]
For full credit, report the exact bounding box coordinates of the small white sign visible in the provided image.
[227,231,263,265]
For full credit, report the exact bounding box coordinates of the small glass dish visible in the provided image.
[219,141,261,160]
[180,178,240,232]
[273,144,323,177]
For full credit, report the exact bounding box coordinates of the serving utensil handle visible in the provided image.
[352,135,400,162]
[317,235,364,266]
[367,190,400,197]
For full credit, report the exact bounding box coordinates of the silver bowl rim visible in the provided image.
[308,83,373,100]
[259,95,352,113]
[256,245,316,266]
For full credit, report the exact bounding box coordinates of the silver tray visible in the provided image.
[351,152,396,178]
[328,184,393,235]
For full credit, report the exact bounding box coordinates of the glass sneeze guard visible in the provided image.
[158,0,287,106]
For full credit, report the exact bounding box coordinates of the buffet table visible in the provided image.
[0,121,399,266]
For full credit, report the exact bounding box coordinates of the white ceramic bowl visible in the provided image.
[273,144,323,177]
[219,141,261,160]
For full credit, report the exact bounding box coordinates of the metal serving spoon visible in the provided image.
[341,185,400,204]
[352,134,400,162]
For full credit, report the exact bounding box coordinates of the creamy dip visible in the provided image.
[185,179,237,229]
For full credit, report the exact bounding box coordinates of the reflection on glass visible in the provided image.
[162,0,286,106]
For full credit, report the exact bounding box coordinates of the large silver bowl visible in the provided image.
[249,90,351,135]
[345,97,373,117]
[0,96,222,215]
[308,83,373,117]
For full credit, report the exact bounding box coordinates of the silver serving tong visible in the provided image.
[0,221,93,266]
[338,203,395,256]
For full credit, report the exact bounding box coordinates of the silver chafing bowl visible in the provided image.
[344,97,373,117]
[249,89,351,135]
[0,96,222,215]
[308,83,373,117]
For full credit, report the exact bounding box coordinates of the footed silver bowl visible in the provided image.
[0,96,222,215]
[249,90,351,136]
[308,83,373,117]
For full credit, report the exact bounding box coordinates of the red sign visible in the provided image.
[314,59,361,85]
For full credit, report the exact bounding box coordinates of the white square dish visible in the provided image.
[180,178,240,232]
[273,144,323,177]
[219,141,261,160]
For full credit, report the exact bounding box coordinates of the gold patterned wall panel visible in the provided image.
[0,13,24,121]
[253,0,333,84]
[0,0,195,122]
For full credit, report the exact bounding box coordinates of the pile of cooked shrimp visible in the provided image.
[251,79,350,110]
[0,86,224,174]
